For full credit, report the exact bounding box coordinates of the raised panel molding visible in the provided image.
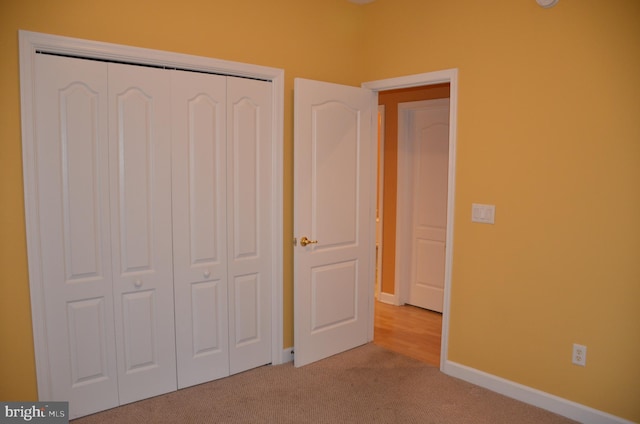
[312,102,358,248]
[61,84,103,282]
[233,274,260,346]
[122,290,158,372]
[188,94,222,266]
[67,298,110,386]
[117,89,153,273]
[311,260,358,331]
[231,98,260,259]
[191,280,223,356]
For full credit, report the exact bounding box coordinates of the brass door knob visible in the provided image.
[299,236,318,247]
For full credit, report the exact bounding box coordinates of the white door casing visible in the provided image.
[363,69,458,370]
[375,105,385,301]
[401,99,449,313]
[293,78,376,367]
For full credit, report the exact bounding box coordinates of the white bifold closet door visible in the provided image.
[108,62,177,405]
[225,77,272,376]
[171,71,230,389]
[172,72,273,388]
[34,52,272,418]
[35,53,176,415]
[35,53,120,418]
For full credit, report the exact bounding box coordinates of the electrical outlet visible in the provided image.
[572,343,587,366]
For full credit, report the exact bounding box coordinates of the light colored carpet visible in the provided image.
[72,343,577,423]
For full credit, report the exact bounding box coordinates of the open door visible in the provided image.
[293,78,376,367]
[400,99,450,313]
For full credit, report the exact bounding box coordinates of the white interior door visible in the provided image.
[293,78,375,367]
[108,63,177,404]
[404,99,449,312]
[226,77,273,374]
[171,70,230,389]
[34,53,119,418]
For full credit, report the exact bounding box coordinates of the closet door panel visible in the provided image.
[108,63,177,404]
[227,77,273,374]
[115,89,154,272]
[34,54,119,418]
[233,273,260,344]
[171,71,230,388]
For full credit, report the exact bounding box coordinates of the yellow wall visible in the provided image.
[362,0,640,421]
[1,0,639,422]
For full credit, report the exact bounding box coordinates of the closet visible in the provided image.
[33,52,272,418]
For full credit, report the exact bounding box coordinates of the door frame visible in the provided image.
[362,69,458,370]
[375,105,386,301]
[18,30,285,401]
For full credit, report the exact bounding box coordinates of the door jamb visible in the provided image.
[19,30,285,401]
[375,105,385,302]
[362,69,458,371]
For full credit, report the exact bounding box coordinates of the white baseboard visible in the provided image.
[443,360,634,424]
[281,347,294,364]
[378,292,399,305]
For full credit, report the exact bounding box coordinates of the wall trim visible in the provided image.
[375,104,385,302]
[443,361,635,424]
[377,291,399,305]
[18,30,285,401]
[281,347,294,364]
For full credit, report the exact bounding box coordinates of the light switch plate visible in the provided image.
[472,203,495,224]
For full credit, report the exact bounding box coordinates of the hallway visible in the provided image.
[373,300,442,366]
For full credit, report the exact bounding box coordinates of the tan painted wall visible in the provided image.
[1,0,639,421]
[362,1,640,420]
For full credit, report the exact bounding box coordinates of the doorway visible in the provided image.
[369,78,454,368]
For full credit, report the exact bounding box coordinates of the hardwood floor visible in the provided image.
[373,300,442,366]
